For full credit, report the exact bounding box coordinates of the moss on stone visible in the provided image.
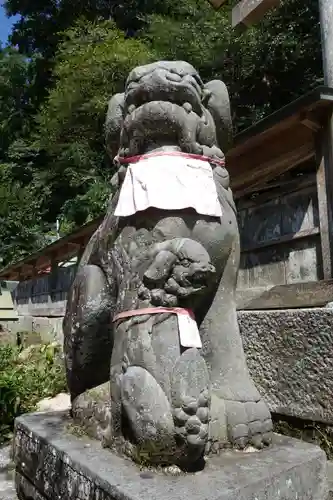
[66,422,88,438]
[86,383,110,403]
[273,414,333,460]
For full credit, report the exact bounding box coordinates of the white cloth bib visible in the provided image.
[114,154,222,217]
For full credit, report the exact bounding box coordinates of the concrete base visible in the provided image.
[14,412,328,500]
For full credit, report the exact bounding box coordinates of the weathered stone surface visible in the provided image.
[36,393,71,413]
[327,461,333,499]
[62,60,272,463]
[14,412,328,500]
[70,305,333,440]
[0,446,16,500]
[72,383,112,447]
[238,308,333,424]
[171,349,211,455]
[121,366,175,446]
[16,472,43,500]
[64,264,114,402]
[72,382,112,446]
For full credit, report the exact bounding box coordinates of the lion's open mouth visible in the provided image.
[124,69,203,117]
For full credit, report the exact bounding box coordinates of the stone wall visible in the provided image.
[0,315,63,346]
[12,265,74,318]
[238,307,333,425]
[0,266,72,346]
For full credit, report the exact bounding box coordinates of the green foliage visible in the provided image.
[35,19,155,229]
[0,47,49,266]
[0,47,37,159]
[5,0,166,56]
[141,0,322,130]
[6,0,322,131]
[0,342,66,443]
[0,164,46,267]
[0,0,324,265]
[3,0,164,107]
[38,20,154,147]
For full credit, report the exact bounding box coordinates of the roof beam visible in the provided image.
[232,0,280,28]
[231,143,314,198]
[300,112,322,133]
[67,242,81,250]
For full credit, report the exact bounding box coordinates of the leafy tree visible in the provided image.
[35,20,155,230]
[4,0,167,55]
[0,164,46,266]
[4,0,323,131]
[0,47,37,160]
[4,1,113,103]
[0,48,48,265]
[141,0,323,130]
[3,0,167,103]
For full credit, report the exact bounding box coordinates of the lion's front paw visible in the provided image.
[173,389,210,449]
[225,399,273,450]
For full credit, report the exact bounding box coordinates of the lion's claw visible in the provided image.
[225,399,273,450]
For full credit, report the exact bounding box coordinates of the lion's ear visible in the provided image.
[203,80,233,154]
[105,93,125,160]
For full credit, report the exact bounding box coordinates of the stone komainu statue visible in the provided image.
[63,61,272,468]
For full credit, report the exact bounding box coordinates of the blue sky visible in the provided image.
[0,2,19,46]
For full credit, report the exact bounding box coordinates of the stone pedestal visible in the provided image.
[13,412,328,500]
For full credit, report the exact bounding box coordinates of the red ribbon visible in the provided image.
[113,306,194,323]
[115,151,225,168]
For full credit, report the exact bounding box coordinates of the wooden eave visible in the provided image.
[227,86,333,198]
[0,216,103,280]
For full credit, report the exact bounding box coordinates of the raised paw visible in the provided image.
[225,399,273,450]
